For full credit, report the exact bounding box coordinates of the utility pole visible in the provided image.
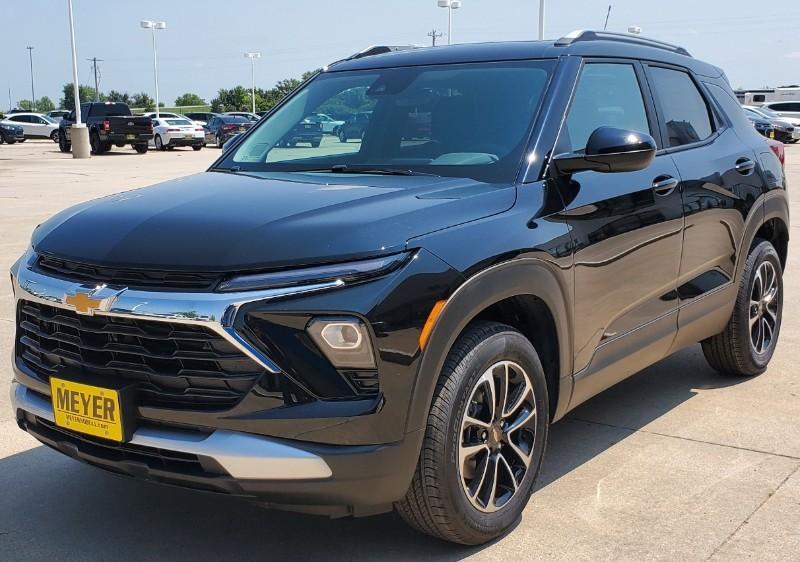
[87,57,103,101]
[428,29,442,46]
[26,46,35,110]
[538,0,545,40]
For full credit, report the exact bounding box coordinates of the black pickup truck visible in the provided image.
[58,102,153,154]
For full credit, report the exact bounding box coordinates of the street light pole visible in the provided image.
[437,0,462,45]
[141,20,166,118]
[66,0,90,158]
[26,46,35,110]
[244,52,261,115]
[538,0,545,40]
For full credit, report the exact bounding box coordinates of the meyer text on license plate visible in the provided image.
[50,377,125,441]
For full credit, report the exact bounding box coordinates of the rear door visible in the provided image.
[644,65,766,350]
[554,60,684,406]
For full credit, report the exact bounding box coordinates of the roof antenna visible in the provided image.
[603,5,612,30]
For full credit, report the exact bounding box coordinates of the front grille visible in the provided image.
[17,300,265,410]
[36,254,222,291]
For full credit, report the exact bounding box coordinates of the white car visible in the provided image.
[142,111,184,120]
[0,113,59,141]
[150,117,205,151]
[743,105,800,142]
[310,113,345,134]
[761,101,800,119]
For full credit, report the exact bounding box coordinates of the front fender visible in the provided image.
[404,257,574,436]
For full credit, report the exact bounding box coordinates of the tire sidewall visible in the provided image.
[439,328,549,539]
[736,241,783,372]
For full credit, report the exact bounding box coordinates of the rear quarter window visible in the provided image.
[649,66,714,147]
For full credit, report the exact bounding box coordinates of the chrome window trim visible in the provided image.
[11,249,343,374]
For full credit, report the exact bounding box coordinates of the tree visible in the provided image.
[60,83,101,109]
[210,86,250,112]
[36,96,55,112]
[106,90,131,104]
[18,100,34,111]
[174,93,206,107]
[130,92,155,110]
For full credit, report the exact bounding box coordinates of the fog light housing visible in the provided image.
[308,317,375,369]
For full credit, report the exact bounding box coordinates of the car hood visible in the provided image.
[33,170,515,272]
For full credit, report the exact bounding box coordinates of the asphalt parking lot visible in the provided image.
[1,139,798,561]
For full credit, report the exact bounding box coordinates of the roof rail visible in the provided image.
[344,45,421,61]
[554,30,691,57]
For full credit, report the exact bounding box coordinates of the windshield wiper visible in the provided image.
[296,165,440,177]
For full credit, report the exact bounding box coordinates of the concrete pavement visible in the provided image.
[0,140,798,560]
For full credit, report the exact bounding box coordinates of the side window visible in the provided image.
[705,82,753,132]
[753,94,766,103]
[649,67,714,147]
[563,63,651,153]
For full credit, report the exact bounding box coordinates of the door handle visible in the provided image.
[735,158,756,175]
[652,175,679,196]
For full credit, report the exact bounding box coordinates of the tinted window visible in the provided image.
[165,119,192,126]
[649,67,714,147]
[221,116,249,124]
[89,103,131,117]
[10,115,30,122]
[563,63,650,153]
[753,94,766,102]
[705,83,753,132]
[769,102,800,112]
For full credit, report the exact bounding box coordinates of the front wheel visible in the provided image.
[50,130,59,143]
[396,322,549,545]
[702,240,783,376]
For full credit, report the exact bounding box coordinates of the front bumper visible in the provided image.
[9,248,459,509]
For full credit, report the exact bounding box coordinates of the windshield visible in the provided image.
[221,60,554,182]
[40,115,57,123]
[756,107,781,119]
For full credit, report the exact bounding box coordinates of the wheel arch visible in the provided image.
[405,257,573,437]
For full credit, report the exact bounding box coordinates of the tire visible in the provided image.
[90,131,105,154]
[0,135,4,145]
[702,240,783,376]
[217,134,224,148]
[50,130,59,143]
[396,321,549,545]
[58,132,71,153]
[310,139,321,148]
[134,143,148,154]
[192,145,202,151]
[155,135,166,151]
[338,129,347,142]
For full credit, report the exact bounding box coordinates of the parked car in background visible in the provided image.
[746,113,776,139]
[151,117,205,151]
[224,111,260,122]
[59,102,153,154]
[47,110,71,122]
[0,122,25,144]
[278,117,323,147]
[308,113,345,134]
[337,111,372,142]
[742,107,796,143]
[142,111,184,120]
[0,113,59,141]
[204,114,253,147]
[762,101,800,119]
[743,105,800,143]
[183,112,220,126]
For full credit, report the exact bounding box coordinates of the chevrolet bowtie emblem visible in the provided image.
[64,292,103,315]
[63,285,125,316]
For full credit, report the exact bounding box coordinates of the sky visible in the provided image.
[2,0,800,109]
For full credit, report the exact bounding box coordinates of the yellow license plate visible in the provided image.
[50,377,124,442]
[126,134,135,140]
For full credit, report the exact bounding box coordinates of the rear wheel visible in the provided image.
[192,145,202,151]
[216,133,224,148]
[702,240,783,376]
[89,131,105,154]
[155,135,166,151]
[338,128,347,142]
[133,143,148,154]
[396,322,549,545]
[58,132,71,153]
[311,139,321,148]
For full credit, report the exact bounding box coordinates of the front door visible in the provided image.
[553,61,684,406]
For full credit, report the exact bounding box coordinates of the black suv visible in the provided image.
[10,32,788,545]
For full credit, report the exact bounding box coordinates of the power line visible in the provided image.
[427,29,443,46]
[87,57,104,101]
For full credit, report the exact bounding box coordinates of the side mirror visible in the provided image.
[551,127,656,175]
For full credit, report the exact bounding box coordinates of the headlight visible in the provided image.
[216,252,411,293]
[307,317,375,369]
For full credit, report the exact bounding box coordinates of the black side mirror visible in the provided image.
[551,127,656,175]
